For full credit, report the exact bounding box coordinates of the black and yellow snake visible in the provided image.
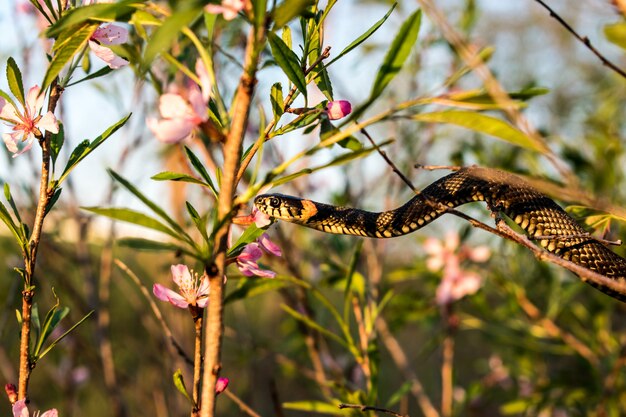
[254,166,626,301]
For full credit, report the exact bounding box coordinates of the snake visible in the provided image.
[254,166,626,302]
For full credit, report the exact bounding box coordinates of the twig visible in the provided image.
[223,389,263,417]
[114,259,193,365]
[338,403,408,417]
[376,318,440,417]
[533,0,626,80]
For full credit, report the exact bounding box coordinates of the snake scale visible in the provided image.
[254,166,626,301]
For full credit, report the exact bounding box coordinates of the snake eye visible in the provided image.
[268,197,280,208]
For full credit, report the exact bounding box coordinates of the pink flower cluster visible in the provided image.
[424,231,490,306]
[236,233,281,278]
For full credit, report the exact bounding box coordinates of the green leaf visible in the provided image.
[58,114,131,185]
[151,171,210,187]
[43,21,100,91]
[412,110,546,153]
[34,301,70,358]
[117,238,193,255]
[327,3,396,67]
[36,310,94,361]
[46,1,138,37]
[50,121,65,167]
[227,224,264,256]
[186,201,209,243]
[184,146,218,197]
[143,5,203,66]
[307,20,333,100]
[272,110,321,136]
[270,82,284,118]
[173,369,192,403]
[320,118,361,150]
[44,188,62,216]
[65,66,114,87]
[0,200,24,246]
[4,183,23,226]
[370,9,421,98]
[604,22,626,51]
[283,401,341,414]
[6,57,24,105]
[273,0,314,28]
[268,32,307,97]
[82,207,180,238]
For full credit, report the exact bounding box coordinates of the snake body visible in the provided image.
[254,167,626,301]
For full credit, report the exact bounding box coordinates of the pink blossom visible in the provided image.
[326,100,352,120]
[147,60,210,143]
[1,85,59,157]
[215,377,229,394]
[424,231,490,305]
[205,0,245,20]
[233,206,272,228]
[88,24,129,68]
[12,399,58,417]
[153,264,210,308]
[236,233,281,278]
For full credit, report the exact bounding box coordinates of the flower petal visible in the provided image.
[40,410,58,417]
[12,399,29,417]
[147,117,195,144]
[171,264,192,287]
[0,100,21,124]
[3,133,19,154]
[258,233,282,257]
[153,283,189,308]
[25,85,43,116]
[92,24,129,45]
[187,85,208,123]
[38,111,59,134]
[88,40,128,69]
[215,377,229,394]
[158,93,193,119]
[252,207,272,228]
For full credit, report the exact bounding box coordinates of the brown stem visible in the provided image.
[18,80,63,401]
[191,308,203,417]
[200,21,266,417]
[441,307,456,417]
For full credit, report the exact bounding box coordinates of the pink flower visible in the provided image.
[205,0,245,20]
[153,264,210,308]
[236,233,281,277]
[12,399,58,417]
[1,85,59,157]
[233,206,272,228]
[88,24,129,68]
[325,100,352,120]
[147,60,211,144]
[423,231,490,306]
[215,377,229,394]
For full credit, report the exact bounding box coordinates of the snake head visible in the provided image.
[254,194,318,223]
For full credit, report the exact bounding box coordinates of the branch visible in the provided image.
[338,403,408,417]
[533,0,626,80]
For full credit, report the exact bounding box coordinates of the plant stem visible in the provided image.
[17,81,62,401]
[192,308,203,417]
[200,20,266,417]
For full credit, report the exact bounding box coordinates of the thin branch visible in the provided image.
[223,389,262,417]
[114,259,193,365]
[338,403,409,417]
[533,0,626,80]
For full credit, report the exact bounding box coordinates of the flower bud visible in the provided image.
[325,100,352,120]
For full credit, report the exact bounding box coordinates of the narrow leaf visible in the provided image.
[225,278,289,304]
[281,304,348,348]
[173,369,192,403]
[327,3,396,66]
[37,311,94,361]
[412,110,546,153]
[118,238,193,255]
[184,146,218,196]
[46,0,138,37]
[270,82,284,118]
[604,22,626,51]
[268,32,307,97]
[273,0,315,28]
[6,57,24,105]
[82,207,180,238]
[50,121,65,167]
[43,22,99,91]
[371,9,421,98]
[283,401,341,414]
[151,171,210,187]
[143,6,203,66]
